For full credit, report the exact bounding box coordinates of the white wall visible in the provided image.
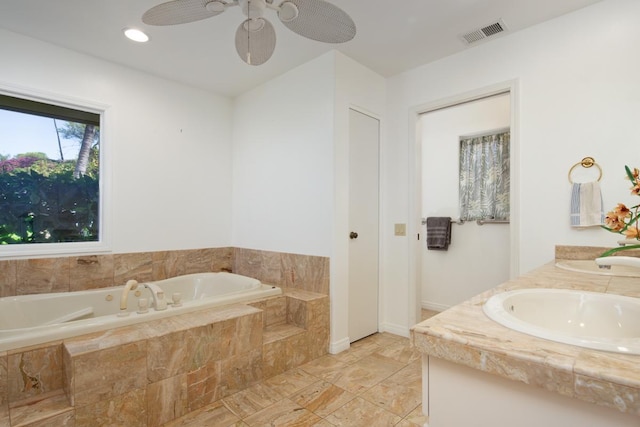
[232,51,386,351]
[332,52,386,350]
[0,29,233,255]
[384,0,640,333]
[231,54,335,256]
[421,94,511,310]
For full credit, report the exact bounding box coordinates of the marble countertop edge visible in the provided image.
[411,253,640,415]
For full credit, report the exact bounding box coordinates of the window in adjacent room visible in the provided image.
[459,128,510,221]
[0,92,104,256]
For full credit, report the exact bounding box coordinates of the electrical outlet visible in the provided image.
[394,223,406,236]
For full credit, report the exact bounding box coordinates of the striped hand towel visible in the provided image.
[570,182,604,228]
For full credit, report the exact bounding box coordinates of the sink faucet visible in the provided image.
[143,282,167,310]
[595,256,640,269]
[118,279,139,316]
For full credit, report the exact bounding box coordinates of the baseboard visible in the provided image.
[329,337,350,354]
[422,301,451,312]
[379,322,410,338]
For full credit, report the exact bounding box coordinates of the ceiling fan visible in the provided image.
[142,0,356,66]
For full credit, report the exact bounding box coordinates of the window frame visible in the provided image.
[0,84,111,259]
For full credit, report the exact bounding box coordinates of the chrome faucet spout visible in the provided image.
[119,279,139,316]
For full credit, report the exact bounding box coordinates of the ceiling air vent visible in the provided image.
[460,19,508,45]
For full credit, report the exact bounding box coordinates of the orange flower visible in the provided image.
[632,168,640,180]
[632,184,640,196]
[612,203,631,220]
[604,211,625,231]
[624,226,640,239]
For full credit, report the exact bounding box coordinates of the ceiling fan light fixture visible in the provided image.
[123,28,150,42]
[243,18,266,32]
[278,2,299,22]
[205,1,226,13]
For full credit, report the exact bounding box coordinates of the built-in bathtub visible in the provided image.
[0,272,282,351]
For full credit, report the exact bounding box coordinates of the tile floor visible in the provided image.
[164,310,438,427]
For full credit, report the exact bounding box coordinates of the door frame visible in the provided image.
[407,80,520,326]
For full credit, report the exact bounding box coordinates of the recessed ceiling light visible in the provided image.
[124,28,149,43]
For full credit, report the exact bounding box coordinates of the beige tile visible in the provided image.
[374,340,421,365]
[147,330,192,382]
[7,345,63,403]
[361,380,421,417]
[146,374,188,426]
[181,248,212,274]
[222,382,285,419]
[187,361,222,412]
[402,404,429,426]
[299,355,348,381]
[264,368,320,398]
[324,353,405,395]
[164,400,240,427]
[242,397,322,426]
[234,248,282,285]
[220,313,263,359]
[74,387,146,427]
[291,380,356,418]
[114,252,153,285]
[281,253,329,295]
[262,340,287,379]
[16,257,70,294]
[210,247,233,273]
[69,254,114,291]
[70,341,147,407]
[8,391,71,427]
[285,332,311,370]
[152,250,187,280]
[219,349,263,398]
[324,397,402,426]
[0,260,17,297]
[0,354,7,426]
[264,296,287,327]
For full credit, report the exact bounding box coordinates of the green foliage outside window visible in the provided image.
[0,112,100,245]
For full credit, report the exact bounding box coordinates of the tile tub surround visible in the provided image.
[0,289,328,426]
[411,252,640,417]
[0,246,329,297]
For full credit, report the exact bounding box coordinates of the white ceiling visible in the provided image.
[0,0,601,97]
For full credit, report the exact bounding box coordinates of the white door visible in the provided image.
[348,108,380,342]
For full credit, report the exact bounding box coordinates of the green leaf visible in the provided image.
[625,165,637,184]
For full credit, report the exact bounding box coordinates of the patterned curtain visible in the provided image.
[459,130,510,221]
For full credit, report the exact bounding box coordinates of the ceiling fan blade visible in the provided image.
[277,0,355,43]
[142,0,227,26]
[235,18,276,65]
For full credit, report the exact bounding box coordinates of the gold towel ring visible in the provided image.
[568,156,602,183]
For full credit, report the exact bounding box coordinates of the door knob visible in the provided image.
[350,231,358,239]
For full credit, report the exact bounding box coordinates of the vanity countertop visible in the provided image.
[410,258,640,416]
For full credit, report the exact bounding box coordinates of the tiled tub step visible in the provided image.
[9,391,73,427]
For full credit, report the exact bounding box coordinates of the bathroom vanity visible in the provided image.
[411,248,640,427]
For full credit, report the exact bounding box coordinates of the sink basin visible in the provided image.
[555,259,640,277]
[483,289,640,354]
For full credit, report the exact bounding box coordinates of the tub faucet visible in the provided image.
[595,256,640,270]
[119,279,139,316]
[143,282,167,310]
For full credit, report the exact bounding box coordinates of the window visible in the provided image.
[0,91,107,257]
[459,129,510,221]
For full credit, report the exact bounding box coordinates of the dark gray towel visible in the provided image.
[426,217,452,250]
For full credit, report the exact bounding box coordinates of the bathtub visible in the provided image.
[0,272,281,351]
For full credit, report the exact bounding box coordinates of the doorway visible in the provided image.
[408,81,519,326]
[348,108,380,342]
